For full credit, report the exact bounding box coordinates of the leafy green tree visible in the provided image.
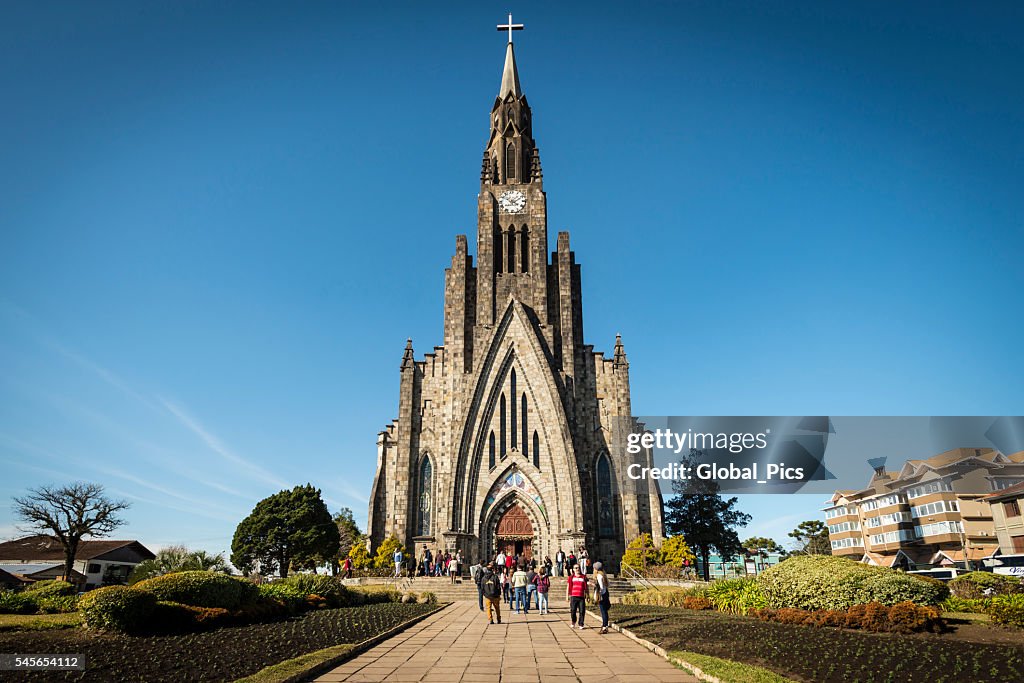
[231,484,340,578]
[659,534,697,567]
[788,520,832,555]
[664,450,751,581]
[13,482,130,584]
[128,545,231,584]
[743,537,785,555]
[622,533,659,572]
[330,508,362,574]
[373,535,408,571]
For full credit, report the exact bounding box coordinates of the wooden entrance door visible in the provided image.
[496,502,533,561]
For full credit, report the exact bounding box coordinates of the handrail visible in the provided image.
[618,563,661,592]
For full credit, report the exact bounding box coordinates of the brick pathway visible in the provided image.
[314,600,697,682]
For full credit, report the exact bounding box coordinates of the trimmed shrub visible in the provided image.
[350,586,403,604]
[284,574,354,607]
[949,572,1021,600]
[36,595,79,614]
[257,583,309,615]
[756,556,945,610]
[620,587,688,608]
[752,601,944,633]
[940,596,989,613]
[418,591,437,605]
[706,577,766,615]
[24,579,76,598]
[79,586,157,632]
[987,594,1024,628]
[682,595,712,610]
[134,571,258,610]
[0,590,37,614]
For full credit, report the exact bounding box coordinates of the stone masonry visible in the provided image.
[367,39,664,570]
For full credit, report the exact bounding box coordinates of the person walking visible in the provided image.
[495,549,507,574]
[580,549,589,575]
[567,551,577,574]
[525,565,538,610]
[501,568,512,607]
[505,553,515,576]
[393,547,404,578]
[471,559,485,611]
[566,564,588,629]
[481,562,502,625]
[456,551,463,578]
[534,566,551,614]
[342,556,353,579]
[511,564,530,614]
[448,554,459,584]
[593,561,611,633]
[555,549,565,577]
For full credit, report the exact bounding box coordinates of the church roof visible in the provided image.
[499,42,521,98]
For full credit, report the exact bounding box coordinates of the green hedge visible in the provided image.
[756,556,947,610]
[24,580,76,598]
[283,574,354,608]
[948,572,1021,600]
[987,594,1024,628]
[0,590,38,615]
[133,571,259,610]
[79,586,156,632]
[706,577,766,615]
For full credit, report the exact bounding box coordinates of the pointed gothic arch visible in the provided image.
[520,226,529,272]
[417,454,433,537]
[596,452,615,538]
[505,142,517,182]
[510,369,517,449]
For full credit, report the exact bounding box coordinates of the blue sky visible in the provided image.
[2,2,1022,558]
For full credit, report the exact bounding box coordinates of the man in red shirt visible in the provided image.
[566,564,588,629]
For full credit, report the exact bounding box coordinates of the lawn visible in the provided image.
[610,605,1024,683]
[0,612,82,631]
[0,602,437,682]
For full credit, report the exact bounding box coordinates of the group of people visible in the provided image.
[416,547,464,583]
[468,548,612,633]
[553,548,591,577]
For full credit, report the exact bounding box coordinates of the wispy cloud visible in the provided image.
[159,398,290,490]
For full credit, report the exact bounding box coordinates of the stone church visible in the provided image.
[367,32,664,570]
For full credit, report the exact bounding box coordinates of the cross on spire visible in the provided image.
[497,12,524,44]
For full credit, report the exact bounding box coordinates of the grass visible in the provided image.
[670,650,794,683]
[232,643,354,683]
[0,612,82,631]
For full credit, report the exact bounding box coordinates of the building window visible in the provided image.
[87,563,101,574]
[532,431,540,470]
[500,394,507,456]
[1006,500,1022,518]
[510,370,517,449]
[520,227,529,272]
[489,432,496,469]
[505,142,516,181]
[521,394,528,458]
[597,453,614,538]
[507,229,516,272]
[906,481,952,499]
[417,456,432,537]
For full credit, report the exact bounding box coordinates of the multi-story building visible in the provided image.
[824,448,1024,570]
[983,480,1024,555]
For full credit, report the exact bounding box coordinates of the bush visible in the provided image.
[752,601,944,633]
[620,587,688,608]
[949,572,1021,600]
[0,590,37,614]
[987,594,1024,628]
[940,596,990,613]
[36,595,79,614]
[706,577,766,615]
[134,571,258,610]
[350,586,403,604]
[257,583,309,615]
[284,574,354,607]
[418,591,437,605]
[24,579,76,598]
[79,586,157,632]
[756,556,945,610]
[682,595,712,610]
[151,600,232,632]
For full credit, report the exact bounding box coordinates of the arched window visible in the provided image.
[489,431,496,469]
[494,229,503,273]
[417,456,432,536]
[520,227,529,273]
[510,370,517,449]
[521,394,528,458]
[505,142,516,182]
[532,431,540,470]
[597,454,614,537]
[499,394,507,457]
[507,229,516,273]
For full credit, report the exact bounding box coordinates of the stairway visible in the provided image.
[351,574,636,603]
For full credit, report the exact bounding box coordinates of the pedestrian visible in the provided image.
[448,554,459,584]
[501,568,512,607]
[342,556,353,579]
[456,551,463,578]
[471,559,485,611]
[566,564,588,629]
[505,553,515,575]
[481,562,502,625]
[530,556,537,571]
[544,555,553,576]
[496,548,507,574]
[525,565,538,610]
[593,561,611,633]
[511,563,530,614]
[567,551,577,573]
[555,549,565,577]
[393,546,404,578]
[535,566,551,614]
[580,549,589,575]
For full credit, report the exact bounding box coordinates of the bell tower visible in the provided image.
[476,17,549,329]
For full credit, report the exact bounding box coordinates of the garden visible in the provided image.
[0,572,442,682]
[613,556,1024,683]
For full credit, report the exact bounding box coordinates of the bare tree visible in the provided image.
[13,482,130,583]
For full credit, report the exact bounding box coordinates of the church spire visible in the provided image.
[499,42,521,98]
[401,338,415,371]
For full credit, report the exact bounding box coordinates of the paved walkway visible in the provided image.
[314,600,697,682]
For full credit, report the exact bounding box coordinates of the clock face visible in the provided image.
[498,190,527,214]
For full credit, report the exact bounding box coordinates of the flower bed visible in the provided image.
[0,602,437,682]
[610,604,1024,683]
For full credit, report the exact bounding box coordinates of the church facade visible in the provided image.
[367,35,664,570]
